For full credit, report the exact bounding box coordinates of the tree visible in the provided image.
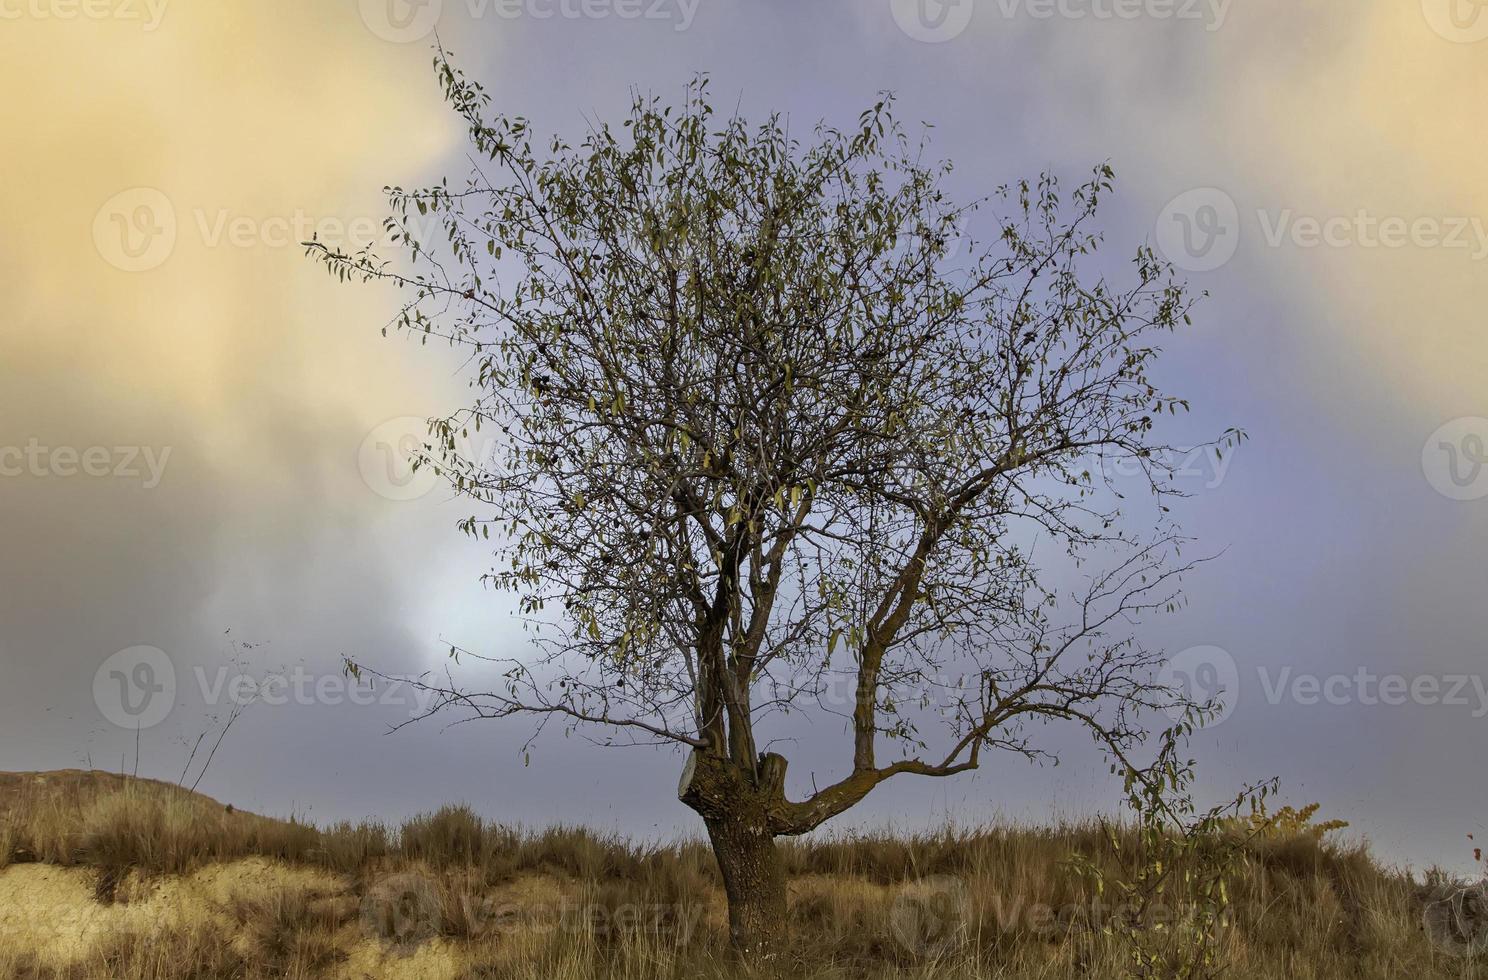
[309,57,1238,958]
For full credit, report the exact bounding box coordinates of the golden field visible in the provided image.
[0,771,1474,979]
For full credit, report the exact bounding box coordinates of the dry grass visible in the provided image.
[0,771,321,874]
[0,770,1479,979]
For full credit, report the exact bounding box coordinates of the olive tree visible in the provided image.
[309,58,1235,957]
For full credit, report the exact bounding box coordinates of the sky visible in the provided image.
[2,0,1486,873]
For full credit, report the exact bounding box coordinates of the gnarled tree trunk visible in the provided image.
[680,750,789,958]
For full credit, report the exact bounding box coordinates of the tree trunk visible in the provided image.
[680,750,791,958]
[704,811,787,959]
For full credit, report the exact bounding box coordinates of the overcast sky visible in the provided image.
[2,0,1486,873]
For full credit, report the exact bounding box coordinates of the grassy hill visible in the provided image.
[0,770,1471,978]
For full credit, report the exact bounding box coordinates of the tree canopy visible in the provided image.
[309,62,1235,844]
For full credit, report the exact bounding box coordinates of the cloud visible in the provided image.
[0,1,470,781]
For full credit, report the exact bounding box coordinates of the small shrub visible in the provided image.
[230,885,348,976]
[77,922,247,980]
[400,805,496,869]
[317,819,391,873]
